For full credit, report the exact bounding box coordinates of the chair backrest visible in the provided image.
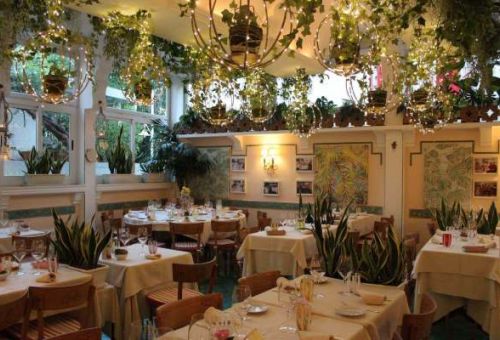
[173,258,217,300]
[170,222,204,250]
[403,238,417,278]
[0,291,28,334]
[427,222,438,236]
[229,207,249,219]
[101,211,122,234]
[239,226,260,242]
[257,211,268,220]
[404,232,420,245]
[257,217,272,231]
[238,270,281,296]
[211,220,240,244]
[12,232,51,257]
[125,223,153,236]
[48,327,102,340]
[401,293,437,340]
[381,215,395,226]
[28,279,95,339]
[156,293,223,330]
[373,221,389,239]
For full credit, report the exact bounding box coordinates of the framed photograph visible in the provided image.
[230,179,246,194]
[230,156,246,172]
[296,180,313,195]
[263,181,279,196]
[296,156,314,172]
[474,181,497,197]
[473,157,498,174]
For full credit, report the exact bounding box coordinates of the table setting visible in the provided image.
[0,219,47,254]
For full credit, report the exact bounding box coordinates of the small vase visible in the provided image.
[295,299,312,331]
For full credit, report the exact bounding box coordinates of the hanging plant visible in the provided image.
[240,68,277,123]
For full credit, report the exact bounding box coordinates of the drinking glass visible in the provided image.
[12,239,26,276]
[279,290,298,333]
[188,313,209,340]
[48,254,58,274]
[120,228,131,247]
[442,232,452,247]
[232,285,252,321]
[337,254,352,295]
[137,227,148,256]
[31,239,46,276]
[0,219,8,233]
[148,240,158,255]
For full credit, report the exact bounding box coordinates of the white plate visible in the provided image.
[247,304,269,314]
[335,307,366,317]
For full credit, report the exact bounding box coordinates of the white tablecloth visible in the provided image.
[124,211,247,244]
[0,229,47,253]
[100,243,194,339]
[414,236,500,339]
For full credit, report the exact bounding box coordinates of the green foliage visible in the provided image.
[477,202,498,235]
[139,160,165,174]
[106,125,133,174]
[51,209,111,270]
[51,156,68,174]
[19,147,67,175]
[432,198,461,230]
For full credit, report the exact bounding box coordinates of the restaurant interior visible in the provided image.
[0,0,499,339]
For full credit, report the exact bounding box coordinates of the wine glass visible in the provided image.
[0,219,8,234]
[232,285,252,321]
[188,313,209,340]
[31,239,46,276]
[337,253,352,295]
[120,228,131,247]
[148,240,158,255]
[12,239,26,276]
[137,227,148,256]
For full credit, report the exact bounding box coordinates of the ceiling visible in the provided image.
[69,0,330,76]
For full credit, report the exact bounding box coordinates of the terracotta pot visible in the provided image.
[334,114,350,128]
[229,6,263,65]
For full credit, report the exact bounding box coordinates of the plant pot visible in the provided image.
[479,105,499,122]
[66,264,109,289]
[141,173,166,183]
[229,6,263,65]
[411,89,428,105]
[43,75,68,102]
[24,174,65,186]
[134,79,153,105]
[368,90,388,107]
[334,114,350,128]
[460,106,480,122]
[102,173,139,184]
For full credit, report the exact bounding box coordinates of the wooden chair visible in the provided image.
[101,211,122,234]
[170,222,204,262]
[427,222,438,236]
[381,215,395,226]
[257,211,268,220]
[403,237,417,279]
[229,207,249,220]
[207,220,240,275]
[146,258,217,309]
[11,232,51,258]
[239,226,260,242]
[48,327,101,340]
[398,293,437,340]
[373,221,390,239]
[257,217,272,231]
[12,279,95,340]
[156,293,223,330]
[0,291,28,338]
[238,271,281,296]
[404,232,420,245]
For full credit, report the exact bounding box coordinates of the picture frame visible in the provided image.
[296,156,314,172]
[263,181,279,196]
[473,156,498,174]
[473,181,497,198]
[296,180,313,195]
[230,156,246,172]
[230,178,246,194]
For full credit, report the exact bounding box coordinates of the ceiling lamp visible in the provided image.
[0,85,12,160]
[240,68,277,123]
[95,101,109,150]
[180,0,321,70]
[12,0,94,105]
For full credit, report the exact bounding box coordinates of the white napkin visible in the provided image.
[203,307,224,325]
[431,235,442,244]
[298,331,335,340]
[435,229,443,236]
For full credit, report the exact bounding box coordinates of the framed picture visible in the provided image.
[296,156,314,172]
[474,181,497,197]
[473,157,498,174]
[230,156,246,172]
[263,181,279,196]
[296,180,313,195]
[230,179,246,194]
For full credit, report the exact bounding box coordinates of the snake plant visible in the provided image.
[477,202,498,235]
[51,209,112,270]
[106,125,133,174]
[432,198,461,230]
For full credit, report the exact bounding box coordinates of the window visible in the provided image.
[95,119,132,176]
[134,122,153,175]
[310,71,363,106]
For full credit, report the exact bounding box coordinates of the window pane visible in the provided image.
[3,108,37,176]
[95,120,132,176]
[134,123,153,175]
[42,111,70,175]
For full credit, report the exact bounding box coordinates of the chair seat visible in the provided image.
[207,238,236,247]
[8,314,82,340]
[173,242,200,251]
[147,287,202,308]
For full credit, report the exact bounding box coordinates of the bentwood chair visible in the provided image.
[238,271,281,296]
[0,291,28,339]
[146,258,217,310]
[170,222,204,262]
[396,293,437,340]
[257,211,268,220]
[10,279,95,340]
[257,217,272,231]
[48,327,101,340]
[207,220,240,275]
[101,211,122,234]
[381,215,395,226]
[155,293,223,330]
[11,231,51,258]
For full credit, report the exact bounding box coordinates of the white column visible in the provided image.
[169,76,185,126]
[384,130,404,235]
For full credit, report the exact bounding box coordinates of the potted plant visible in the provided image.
[140,160,166,183]
[367,88,388,109]
[43,64,69,102]
[51,210,111,288]
[103,125,135,184]
[20,147,67,186]
[335,103,365,127]
[134,78,153,105]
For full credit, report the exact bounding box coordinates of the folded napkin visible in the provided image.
[359,290,385,305]
[462,245,489,253]
[431,235,442,244]
[145,254,162,260]
[31,259,58,269]
[203,307,224,325]
[435,229,443,236]
[36,273,56,283]
[298,331,335,340]
[245,329,264,340]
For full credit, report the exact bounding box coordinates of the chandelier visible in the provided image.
[180,0,312,70]
[240,68,277,123]
[12,0,94,105]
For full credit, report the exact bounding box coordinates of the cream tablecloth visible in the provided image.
[124,210,247,244]
[100,243,194,339]
[0,229,47,253]
[414,236,500,339]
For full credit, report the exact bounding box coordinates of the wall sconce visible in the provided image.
[262,147,278,175]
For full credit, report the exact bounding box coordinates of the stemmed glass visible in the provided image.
[137,227,148,256]
[31,239,46,276]
[0,219,8,234]
[188,313,209,340]
[337,253,353,295]
[310,255,325,299]
[232,285,252,321]
[12,239,26,276]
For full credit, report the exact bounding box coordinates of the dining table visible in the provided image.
[123,209,247,244]
[0,228,47,254]
[237,214,380,277]
[162,276,409,340]
[414,234,500,339]
[100,243,194,339]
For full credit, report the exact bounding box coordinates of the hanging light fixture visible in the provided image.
[0,85,11,160]
[240,68,277,123]
[95,101,109,150]
[12,0,94,105]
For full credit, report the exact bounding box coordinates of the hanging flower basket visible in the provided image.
[229,5,263,65]
[43,75,68,102]
[479,105,499,122]
[368,90,388,107]
[334,114,350,128]
[207,103,229,126]
[411,89,428,106]
[134,79,153,104]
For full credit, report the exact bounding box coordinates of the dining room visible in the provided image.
[0,0,499,339]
